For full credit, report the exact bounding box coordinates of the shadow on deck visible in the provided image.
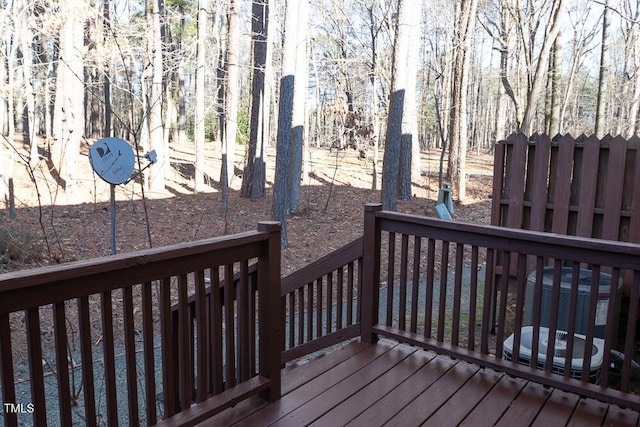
[209,339,639,426]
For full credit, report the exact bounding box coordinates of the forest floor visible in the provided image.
[1,139,494,275]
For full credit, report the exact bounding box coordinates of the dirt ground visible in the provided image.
[1,140,494,275]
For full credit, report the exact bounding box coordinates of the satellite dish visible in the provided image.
[89,137,135,185]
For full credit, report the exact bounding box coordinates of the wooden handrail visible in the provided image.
[0,222,281,427]
[360,203,640,411]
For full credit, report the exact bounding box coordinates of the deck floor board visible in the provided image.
[199,339,637,427]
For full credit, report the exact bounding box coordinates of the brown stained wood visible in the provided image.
[271,344,417,426]
[495,251,511,358]
[77,297,97,425]
[280,324,361,364]
[399,234,409,330]
[327,272,334,335]
[602,137,627,240]
[452,243,464,346]
[194,271,208,404]
[178,273,192,408]
[410,237,421,333]
[551,135,575,234]
[210,269,224,395]
[234,342,397,427]
[424,238,436,339]
[346,353,455,426]
[0,232,268,315]
[297,286,304,346]
[0,314,17,427]
[142,282,158,424]
[312,349,434,426]
[306,282,313,340]
[491,141,507,225]
[467,246,479,350]
[425,368,504,426]
[336,266,344,330]
[157,376,271,427]
[122,287,140,425]
[281,341,371,395]
[628,145,640,243]
[26,308,46,426]
[100,292,119,425]
[53,302,72,426]
[347,263,354,326]
[530,388,580,426]
[386,232,396,327]
[280,237,362,295]
[528,134,551,231]
[288,292,295,350]
[505,133,528,229]
[566,398,608,427]
[238,261,250,383]
[437,241,449,342]
[602,405,640,427]
[160,277,178,416]
[575,135,601,237]
[316,278,322,340]
[361,204,383,345]
[494,382,551,426]
[224,265,237,389]
[459,375,527,426]
[385,359,479,426]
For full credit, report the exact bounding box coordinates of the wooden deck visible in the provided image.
[206,339,640,427]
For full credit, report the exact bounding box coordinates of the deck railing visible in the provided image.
[280,237,363,363]
[0,222,281,427]
[360,203,640,411]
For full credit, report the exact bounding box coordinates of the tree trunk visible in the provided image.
[287,0,308,214]
[51,0,85,189]
[222,0,240,194]
[272,0,300,247]
[194,0,208,192]
[447,0,478,202]
[595,0,611,137]
[242,0,271,199]
[381,0,410,211]
[547,35,561,136]
[519,0,567,135]
[398,0,422,201]
[147,0,165,192]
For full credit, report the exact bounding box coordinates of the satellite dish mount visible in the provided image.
[89,138,156,254]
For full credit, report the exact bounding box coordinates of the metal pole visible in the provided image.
[110,184,116,255]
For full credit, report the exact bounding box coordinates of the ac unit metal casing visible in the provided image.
[523,267,623,339]
[503,326,605,383]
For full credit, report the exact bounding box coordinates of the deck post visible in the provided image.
[257,221,282,401]
[361,203,382,344]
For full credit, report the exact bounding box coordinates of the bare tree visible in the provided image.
[595,0,611,137]
[381,0,411,211]
[398,0,422,201]
[272,0,300,247]
[519,0,567,134]
[147,0,166,192]
[447,0,479,202]
[194,0,209,192]
[51,0,85,189]
[242,0,273,200]
[287,0,309,214]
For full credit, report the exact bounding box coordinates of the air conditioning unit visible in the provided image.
[503,326,605,384]
[524,267,623,339]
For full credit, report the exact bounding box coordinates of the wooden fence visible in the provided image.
[491,133,640,292]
